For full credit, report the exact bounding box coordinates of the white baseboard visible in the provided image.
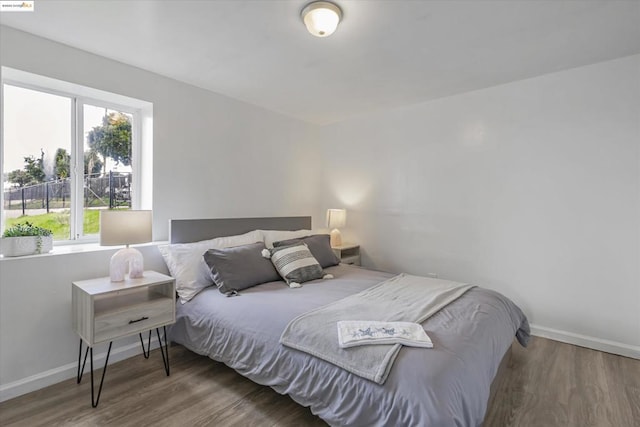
[0,337,161,403]
[530,324,640,359]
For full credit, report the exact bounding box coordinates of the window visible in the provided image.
[1,68,152,243]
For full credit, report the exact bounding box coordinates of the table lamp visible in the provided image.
[100,210,152,282]
[326,208,346,247]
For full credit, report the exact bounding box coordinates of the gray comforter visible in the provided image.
[169,264,530,427]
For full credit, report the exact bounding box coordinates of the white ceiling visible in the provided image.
[2,0,639,124]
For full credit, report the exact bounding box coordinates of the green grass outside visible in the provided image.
[5,209,101,240]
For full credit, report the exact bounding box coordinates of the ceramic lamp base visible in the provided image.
[330,229,342,247]
[110,247,144,282]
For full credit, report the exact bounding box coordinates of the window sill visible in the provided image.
[0,241,168,261]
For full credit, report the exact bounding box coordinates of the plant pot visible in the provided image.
[0,235,53,257]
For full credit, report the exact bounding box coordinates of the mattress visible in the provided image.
[168,264,529,427]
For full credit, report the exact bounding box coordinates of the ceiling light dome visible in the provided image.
[301,1,343,38]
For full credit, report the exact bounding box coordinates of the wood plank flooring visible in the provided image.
[484,336,639,427]
[0,336,638,427]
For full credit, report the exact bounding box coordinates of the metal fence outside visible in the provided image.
[3,171,132,215]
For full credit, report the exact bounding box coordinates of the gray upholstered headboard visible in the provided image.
[169,216,312,244]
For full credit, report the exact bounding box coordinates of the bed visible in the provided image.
[165,216,529,427]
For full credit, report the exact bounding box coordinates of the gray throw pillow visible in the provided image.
[266,243,326,286]
[204,242,281,294]
[273,234,340,268]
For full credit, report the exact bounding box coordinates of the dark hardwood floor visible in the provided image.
[0,337,638,426]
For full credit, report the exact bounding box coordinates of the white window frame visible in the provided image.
[0,67,153,244]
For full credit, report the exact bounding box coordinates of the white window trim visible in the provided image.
[1,66,153,245]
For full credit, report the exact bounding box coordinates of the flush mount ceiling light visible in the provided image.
[301,1,343,38]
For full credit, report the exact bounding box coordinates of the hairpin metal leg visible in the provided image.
[156,326,170,376]
[139,330,152,359]
[77,339,90,384]
[89,342,112,408]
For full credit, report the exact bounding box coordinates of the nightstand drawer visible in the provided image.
[94,298,174,343]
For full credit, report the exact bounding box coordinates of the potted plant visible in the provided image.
[1,222,53,257]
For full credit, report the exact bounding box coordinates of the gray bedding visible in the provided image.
[169,264,530,427]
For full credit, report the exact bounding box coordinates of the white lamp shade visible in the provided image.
[326,209,347,229]
[302,1,342,37]
[100,210,152,246]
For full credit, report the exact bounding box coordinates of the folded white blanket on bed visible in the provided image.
[337,321,433,349]
[281,273,474,384]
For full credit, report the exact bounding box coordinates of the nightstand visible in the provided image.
[72,271,175,407]
[332,243,361,266]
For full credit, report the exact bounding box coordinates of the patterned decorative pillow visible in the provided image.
[262,243,333,288]
[273,234,340,268]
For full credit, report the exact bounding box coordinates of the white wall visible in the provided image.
[0,26,322,400]
[319,55,640,356]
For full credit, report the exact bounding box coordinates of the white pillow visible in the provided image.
[158,230,263,303]
[260,229,314,248]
